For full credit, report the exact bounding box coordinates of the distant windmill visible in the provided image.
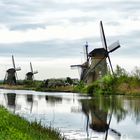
[84,21,120,83]
[25,62,38,81]
[71,42,89,81]
[4,55,21,85]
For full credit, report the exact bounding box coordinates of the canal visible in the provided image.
[0,89,140,140]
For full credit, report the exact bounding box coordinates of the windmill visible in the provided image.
[4,55,21,85]
[71,42,89,81]
[25,62,38,81]
[81,21,120,84]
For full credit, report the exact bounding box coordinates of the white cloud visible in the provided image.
[0,0,139,79]
[0,23,97,43]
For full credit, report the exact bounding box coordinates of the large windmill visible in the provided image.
[4,55,21,85]
[25,62,38,81]
[71,42,89,81]
[71,21,120,84]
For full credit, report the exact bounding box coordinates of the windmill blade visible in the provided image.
[105,109,113,140]
[109,128,121,138]
[100,21,108,50]
[15,71,18,81]
[71,64,83,68]
[15,67,21,71]
[108,41,120,53]
[85,41,89,63]
[30,62,33,73]
[107,55,114,75]
[33,71,38,74]
[4,73,8,83]
[12,55,16,69]
[105,111,121,140]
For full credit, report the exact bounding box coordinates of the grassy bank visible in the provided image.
[0,106,62,140]
[75,65,140,95]
[0,80,75,92]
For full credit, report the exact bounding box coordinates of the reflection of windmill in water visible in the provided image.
[6,93,16,113]
[81,99,121,140]
[26,94,34,113]
[4,55,21,85]
[71,21,120,84]
[25,62,38,80]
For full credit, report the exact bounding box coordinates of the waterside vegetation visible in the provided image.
[0,77,77,92]
[0,106,62,140]
[74,65,140,95]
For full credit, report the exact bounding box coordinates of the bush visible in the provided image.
[73,81,85,93]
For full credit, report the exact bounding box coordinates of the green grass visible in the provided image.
[0,106,62,140]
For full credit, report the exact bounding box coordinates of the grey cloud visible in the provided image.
[106,21,121,26]
[0,32,139,60]
[0,0,139,31]
[0,0,139,61]
[0,39,89,58]
[9,23,46,31]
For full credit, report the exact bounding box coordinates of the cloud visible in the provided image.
[0,39,86,58]
[0,0,139,79]
[9,23,46,31]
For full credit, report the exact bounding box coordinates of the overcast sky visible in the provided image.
[0,0,139,80]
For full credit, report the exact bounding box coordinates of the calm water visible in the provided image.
[0,89,140,140]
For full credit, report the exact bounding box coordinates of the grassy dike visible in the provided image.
[0,106,62,140]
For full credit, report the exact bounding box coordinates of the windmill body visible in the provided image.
[26,62,38,81]
[86,48,108,83]
[4,56,21,85]
[26,72,34,80]
[5,68,16,85]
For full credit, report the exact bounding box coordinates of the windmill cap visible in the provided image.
[89,48,108,57]
[7,68,16,73]
[26,72,33,76]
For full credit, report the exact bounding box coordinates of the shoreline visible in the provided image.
[0,106,62,140]
[0,84,75,93]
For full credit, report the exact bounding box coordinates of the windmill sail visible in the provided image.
[100,21,116,74]
[15,67,21,71]
[12,55,16,69]
[108,41,120,53]
[30,62,33,73]
[33,71,38,74]
[85,41,89,63]
[100,21,108,50]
